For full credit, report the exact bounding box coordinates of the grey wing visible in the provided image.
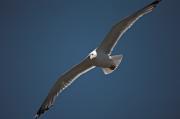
[35,57,95,118]
[97,0,161,54]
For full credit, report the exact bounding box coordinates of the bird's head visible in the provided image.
[89,49,97,60]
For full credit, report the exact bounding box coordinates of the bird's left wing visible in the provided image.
[97,0,161,54]
[35,57,95,118]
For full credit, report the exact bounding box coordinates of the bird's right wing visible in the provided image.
[35,56,95,118]
[97,0,161,54]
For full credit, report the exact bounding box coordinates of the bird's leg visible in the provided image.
[109,65,116,70]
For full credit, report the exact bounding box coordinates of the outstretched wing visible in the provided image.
[97,0,161,54]
[35,57,95,118]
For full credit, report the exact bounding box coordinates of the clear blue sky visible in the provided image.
[0,0,179,119]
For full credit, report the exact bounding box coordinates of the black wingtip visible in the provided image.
[150,0,162,7]
[34,106,49,119]
[143,0,161,13]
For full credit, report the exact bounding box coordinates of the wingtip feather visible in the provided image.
[150,0,162,7]
[34,106,49,119]
[142,0,161,14]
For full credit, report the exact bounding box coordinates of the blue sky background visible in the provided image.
[0,0,180,119]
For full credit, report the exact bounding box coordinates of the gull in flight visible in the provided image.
[35,0,161,118]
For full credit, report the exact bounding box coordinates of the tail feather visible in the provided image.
[111,55,123,67]
[102,55,123,75]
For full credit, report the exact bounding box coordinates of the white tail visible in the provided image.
[102,55,123,75]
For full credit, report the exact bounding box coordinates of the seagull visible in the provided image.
[35,0,161,118]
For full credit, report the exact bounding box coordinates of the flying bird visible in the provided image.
[35,0,161,118]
